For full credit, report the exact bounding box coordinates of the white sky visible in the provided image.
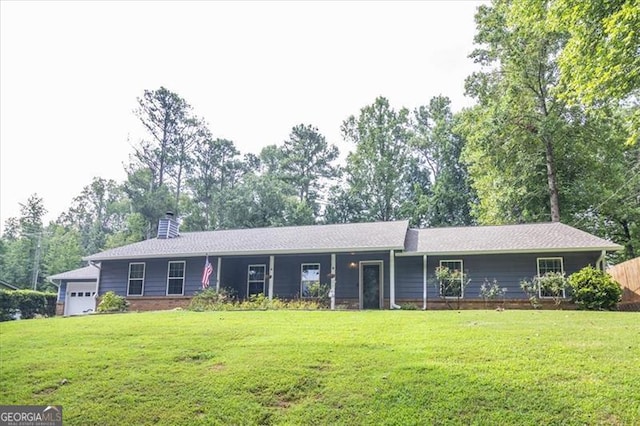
[0,0,485,230]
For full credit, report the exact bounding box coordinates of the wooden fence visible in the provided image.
[608,257,640,302]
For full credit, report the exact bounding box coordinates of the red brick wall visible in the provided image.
[56,303,64,316]
[125,297,192,312]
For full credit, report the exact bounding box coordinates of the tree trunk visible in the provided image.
[621,219,636,259]
[543,136,561,222]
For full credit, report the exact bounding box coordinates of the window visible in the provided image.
[247,265,266,297]
[537,257,565,298]
[301,263,321,298]
[128,263,145,296]
[167,261,186,295]
[438,260,464,298]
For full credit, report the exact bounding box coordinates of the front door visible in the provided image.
[360,261,383,309]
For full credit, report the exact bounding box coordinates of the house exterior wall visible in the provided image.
[100,257,219,297]
[98,251,392,304]
[395,251,601,301]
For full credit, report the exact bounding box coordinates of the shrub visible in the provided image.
[568,266,622,310]
[97,291,129,313]
[0,290,18,321]
[479,279,507,308]
[0,290,58,321]
[521,272,567,308]
[302,282,330,306]
[399,303,418,310]
[188,287,236,311]
[434,266,470,309]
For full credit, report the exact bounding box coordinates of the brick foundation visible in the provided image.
[395,298,577,310]
[56,302,64,316]
[125,297,192,312]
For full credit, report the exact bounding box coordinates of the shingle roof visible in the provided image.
[49,265,100,281]
[403,222,623,255]
[84,221,410,261]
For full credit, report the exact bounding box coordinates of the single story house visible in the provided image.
[64,216,622,314]
[49,265,99,316]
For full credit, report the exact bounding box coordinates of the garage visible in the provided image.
[65,282,97,315]
[49,265,99,316]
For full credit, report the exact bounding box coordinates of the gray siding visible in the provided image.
[100,257,220,297]
[395,251,601,300]
[99,251,392,301]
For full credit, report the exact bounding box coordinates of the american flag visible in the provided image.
[201,256,213,289]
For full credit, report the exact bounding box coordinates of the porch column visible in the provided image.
[423,254,428,310]
[390,250,398,309]
[268,255,275,300]
[216,257,222,292]
[330,254,336,310]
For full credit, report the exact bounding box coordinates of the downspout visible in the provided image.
[268,256,274,300]
[330,254,336,310]
[216,257,222,292]
[423,254,427,310]
[390,250,400,309]
[596,250,606,271]
[89,261,101,314]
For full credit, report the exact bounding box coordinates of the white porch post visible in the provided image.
[331,254,336,310]
[268,255,275,300]
[390,250,397,309]
[423,254,427,310]
[216,257,222,292]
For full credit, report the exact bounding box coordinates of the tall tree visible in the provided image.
[461,0,572,223]
[57,177,129,254]
[410,96,476,226]
[280,124,340,213]
[182,137,245,231]
[340,97,413,221]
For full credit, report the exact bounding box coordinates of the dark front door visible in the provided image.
[361,263,382,309]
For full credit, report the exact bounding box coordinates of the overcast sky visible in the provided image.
[0,0,486,230]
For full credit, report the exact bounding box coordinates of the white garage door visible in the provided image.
[66,282,96,315]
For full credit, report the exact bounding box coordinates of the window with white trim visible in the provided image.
[438,260,464,298]
[247,265,266,297]
[167,261,186,295]
[537,257,565,298]
[128,263,145,296]
[300,263,321,298]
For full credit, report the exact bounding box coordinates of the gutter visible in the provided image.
[596,250,607,271]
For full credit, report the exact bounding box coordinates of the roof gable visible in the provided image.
[49,265,100,281]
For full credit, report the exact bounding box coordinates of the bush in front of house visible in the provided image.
[0,290,17,321]
[187,288,327,311]
[188,287,236,311]
[568,266,622,310]
[97,291,129,313]
[0,290,58,321]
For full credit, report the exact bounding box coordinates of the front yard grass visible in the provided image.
[1,310,638,425]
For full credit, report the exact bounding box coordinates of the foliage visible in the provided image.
[1,311,639,424]
[520,272,568,308]
[399,303,419,310]
[301,281,330,306]
[568,266,623,310]
[188,291,327,311]
[187,287,237,311]
[96,291,129,313]
[410,96,476,227]
[0,290,17,321]
[280,124,340,214]
[0,290,57,321]
[434,266,469,310]
[340,96,413,221]
[479,279,507,308]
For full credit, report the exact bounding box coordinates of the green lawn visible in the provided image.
[1,310,638,425]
